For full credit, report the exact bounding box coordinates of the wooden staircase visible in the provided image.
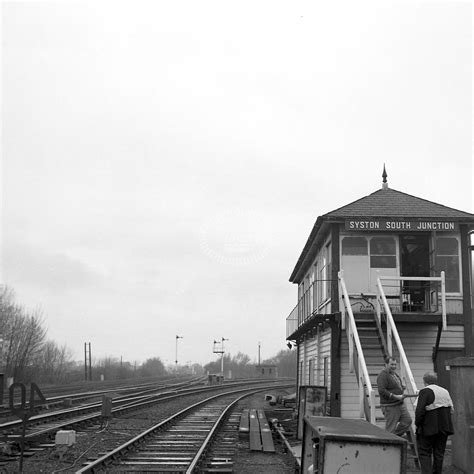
[342,312,420,471]
[353,313,387,429]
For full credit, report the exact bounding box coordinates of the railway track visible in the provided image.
[0,376,205,420]
[77,385,289,473]
[0,379,290,443]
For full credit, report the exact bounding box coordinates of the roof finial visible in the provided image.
[382,164,388,189]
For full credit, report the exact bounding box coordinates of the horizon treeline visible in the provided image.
[0,287,295,387]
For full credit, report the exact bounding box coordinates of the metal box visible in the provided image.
[301,416,407,473]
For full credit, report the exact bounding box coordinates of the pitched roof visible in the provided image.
[289,186,474,283]
[324,187,474,219]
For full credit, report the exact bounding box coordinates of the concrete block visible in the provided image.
[55,430,76,446]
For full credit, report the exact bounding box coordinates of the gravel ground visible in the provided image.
[0,391,226,473]
[0,387,298,473]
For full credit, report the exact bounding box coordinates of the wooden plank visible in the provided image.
[238,409,249,435]
[257,409,275,453]
[249,409,262,451]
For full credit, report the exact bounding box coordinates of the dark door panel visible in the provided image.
[434,348,464,392]
[400,234,430,311]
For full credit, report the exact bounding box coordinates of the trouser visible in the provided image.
[416,432,448,474]
[381,403,412,436]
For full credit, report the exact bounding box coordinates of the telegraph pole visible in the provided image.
[84,342,92,381]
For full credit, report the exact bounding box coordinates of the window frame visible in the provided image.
[434,234,462,295]
[339,232,462,296]
[340,234,400,294]
[369,236,397,269]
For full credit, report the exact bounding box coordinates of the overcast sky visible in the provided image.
[1,1,472,366]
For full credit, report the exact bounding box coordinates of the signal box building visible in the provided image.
[256,364,278,378]
[286,173,474,424]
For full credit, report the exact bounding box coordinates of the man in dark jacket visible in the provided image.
[377,356,412,436]
[415,372,454,474]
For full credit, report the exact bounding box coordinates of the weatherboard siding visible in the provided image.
[339,323,463,419]
[297,328,331,392]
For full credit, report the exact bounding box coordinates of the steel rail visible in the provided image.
[0,378,257,431]
[0,377,206,420]
[185,391,253,473]
[76,383,293,473]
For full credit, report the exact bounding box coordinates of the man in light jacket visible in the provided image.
[415,372,454,474]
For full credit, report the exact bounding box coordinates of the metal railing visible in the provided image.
[338,271,376,424]
[374,275,447,431]
[285,278,333,338]
[375,274,446,318]
[377,273,446,329]
[375,277,419,406]
[286,310,298,339]
[374,273,446,412]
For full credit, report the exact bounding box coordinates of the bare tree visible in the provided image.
[3,308,47,380]
[0,287,78,384]
[204,352,255,378]
[31,340,74,384]
[140,357,167,377]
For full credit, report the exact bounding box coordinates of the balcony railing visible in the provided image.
[378,272,446,328]
[286,278,333,338]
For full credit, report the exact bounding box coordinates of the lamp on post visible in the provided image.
[175,335,183,371]
[212,338,228,376]
[220,337,228,375]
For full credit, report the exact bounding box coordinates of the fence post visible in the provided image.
[440,271,447,330]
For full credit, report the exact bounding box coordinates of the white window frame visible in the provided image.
[340,234,400,295]
[433,234,462,296]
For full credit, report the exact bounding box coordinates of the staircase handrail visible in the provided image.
[338,271,376,424]
[375,277,418,397]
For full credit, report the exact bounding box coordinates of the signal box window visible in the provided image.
[369,236,398,294]
[342,237,368,256]
[342,237,369,293]
[370,237,397,268]
[342,236,398,294]
[436,237,460,293]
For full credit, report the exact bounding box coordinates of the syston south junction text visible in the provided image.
[346,220,456,231]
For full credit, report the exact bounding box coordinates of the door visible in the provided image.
[400,234,430,311]
[434,348,464,392]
